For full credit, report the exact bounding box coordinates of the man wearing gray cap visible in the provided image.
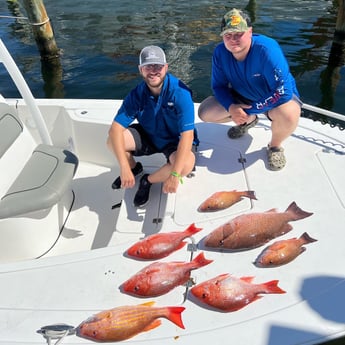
[198,8,301,171]
[107,45,198,207]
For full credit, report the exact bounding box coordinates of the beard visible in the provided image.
[143,73,165,89]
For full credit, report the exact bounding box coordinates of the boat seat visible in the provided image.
[0,102,79,262]
[0,103,78,219]
[0,144,78,219]
[0,104,78,219]
[0,107,23,158]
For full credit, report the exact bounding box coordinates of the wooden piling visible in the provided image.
[328,0,345,67]
[335,0,345,32]
[22,0,60,60]
[319,0,345,109]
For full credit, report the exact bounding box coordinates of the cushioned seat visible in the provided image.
[0,110,23,158]
[0,144,78,219]
[0,102,78,220]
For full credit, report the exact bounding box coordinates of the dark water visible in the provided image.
[0,0,344,116]
[0,2,345,343]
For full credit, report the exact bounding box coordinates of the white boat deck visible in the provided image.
[1,112,344,345]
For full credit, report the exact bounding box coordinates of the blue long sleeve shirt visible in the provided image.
[114,73,196,150]
[212,34,300,114]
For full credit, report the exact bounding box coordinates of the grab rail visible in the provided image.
[0,39,52,145]
[302,103,345,122]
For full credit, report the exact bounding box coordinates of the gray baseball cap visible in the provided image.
[139,46,166,67]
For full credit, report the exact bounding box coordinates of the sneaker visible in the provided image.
[267,145,286,171]
[227,115,259,139]
[111,162,143,189]
[133,174,152,207]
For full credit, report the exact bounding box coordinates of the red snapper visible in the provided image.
[121,252,213,297]
[126,223,202,260]
[198,190,257,212]
[203,201,313,250]
[254,232,317,267]
[76,301,185,342]
[190,273,286,312]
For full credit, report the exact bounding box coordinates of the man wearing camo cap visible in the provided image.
[198,8,301,171]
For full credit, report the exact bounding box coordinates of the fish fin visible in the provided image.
[271,242,288,251]
[184,223,203,236]
[166,306,185,329]
[280,223,293,234]
[245,190,257,200]
[266,208,278,213]
[215,273,231,280]
[300,247,307,254]
[192,252,213,268]
[251,295,263,304]
[229,296,263,311]
[262,280,286,294]
[142,319,162,332]
[93,310,113,321]
[300,232,317,244]
[145,267,162,275]
[286,202,313,220]
[240,276,255,283]
[176,241,188,251]
[140,301,156,307]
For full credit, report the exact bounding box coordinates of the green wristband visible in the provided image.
[171,171,183,184]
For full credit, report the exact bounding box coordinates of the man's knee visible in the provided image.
[184,151,196,175]
[269,100,301,123]
[198,96,214,121]
[198,96,228,122]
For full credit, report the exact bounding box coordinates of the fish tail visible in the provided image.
[262,280,286,294]
[244,191,257,200]
[286,202,313,221]
[165,306,185,329]
[191,252,213,268]
[300,232,317,244]
[184,223,203,237]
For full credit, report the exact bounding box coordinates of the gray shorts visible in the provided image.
[266,94,302,121]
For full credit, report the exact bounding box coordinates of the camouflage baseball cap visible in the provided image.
[220,8,251,36]
[139,46,166,67]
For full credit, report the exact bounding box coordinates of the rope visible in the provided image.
[31,17,50,26]
[0,15,28,20]
[0,14,50,25]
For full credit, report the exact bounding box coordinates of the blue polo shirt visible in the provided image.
[114,73,196,150]
[212,34,300,114]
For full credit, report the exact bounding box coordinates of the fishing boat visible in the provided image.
[1,38,345,345]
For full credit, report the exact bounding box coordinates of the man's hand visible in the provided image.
[162,174,180,194]
[228,103,252,125]
[119,166,136,189]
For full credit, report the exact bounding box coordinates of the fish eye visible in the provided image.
[134,285,140,291]
[201,293,208,299]
[219,240,224,246]
[135,249,142,255]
